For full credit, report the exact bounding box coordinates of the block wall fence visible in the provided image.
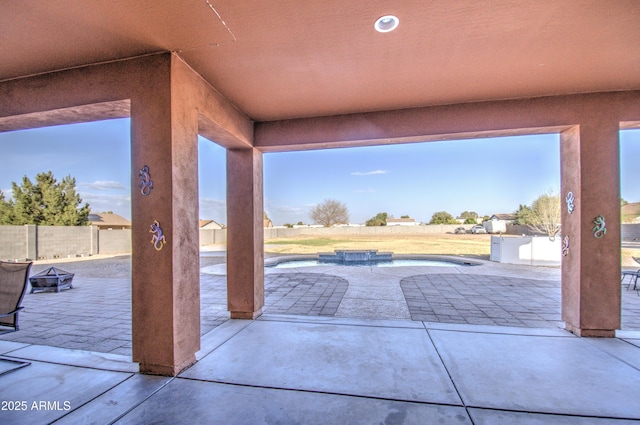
[1,224,639,261]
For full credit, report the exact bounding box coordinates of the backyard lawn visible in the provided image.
[265,233,640,266]
[264,234,492,259]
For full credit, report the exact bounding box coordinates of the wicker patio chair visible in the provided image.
[0,261,32,333]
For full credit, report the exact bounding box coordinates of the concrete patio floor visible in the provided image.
[1,315,640,424]
[1,254,640,423]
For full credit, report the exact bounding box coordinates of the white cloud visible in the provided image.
[351,170,389,176]
[199,197,226,208]
[81,193,130,206]
[80,180,126,191]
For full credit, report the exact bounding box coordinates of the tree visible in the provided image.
[309,199,349,227]
[514,204,535,225]
[459,211,479,224]
[459,211,478,220]
[528,192,561,238]
[429,211,458,225]
[366,212,388,226]
[4,171,90,225]
[0,190,14,225]
[263,210,272,226]
[621,198,628,206]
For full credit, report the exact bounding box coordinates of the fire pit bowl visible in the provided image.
[29,267,74,293]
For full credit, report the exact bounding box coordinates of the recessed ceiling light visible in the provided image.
[374,15,399,33]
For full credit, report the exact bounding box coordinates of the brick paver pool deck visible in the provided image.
[2,254,639,356]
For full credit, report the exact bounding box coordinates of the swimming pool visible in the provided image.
[267,258,477,269]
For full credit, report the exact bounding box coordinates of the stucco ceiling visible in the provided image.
[2,1,640,122]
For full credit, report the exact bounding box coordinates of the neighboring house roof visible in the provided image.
[490,214,517,221]
[622,202,640,223]
[88,212,131,229]
[200,219,224,229]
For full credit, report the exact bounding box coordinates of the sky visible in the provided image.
[0,118,639,226]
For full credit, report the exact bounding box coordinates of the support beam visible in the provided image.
[254,91,640,152]
[561,122,621,337]
[226,148,264,319]
[130,55,200,375]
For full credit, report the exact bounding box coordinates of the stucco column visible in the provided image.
[226,148,264,319]
[130,56,201,375]
[561,121,620,337]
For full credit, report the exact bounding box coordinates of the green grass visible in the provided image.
[265,238,352,246]
[264,234,493,257]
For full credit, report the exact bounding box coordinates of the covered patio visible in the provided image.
[0,53,640,375]
[2,1,640,423]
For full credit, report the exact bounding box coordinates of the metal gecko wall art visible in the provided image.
[565,191,575,214]
[562,192,574,257]
[149,220,166,251]
[138,165,154,196]
[592,215,606,238]
[561,235,570,256]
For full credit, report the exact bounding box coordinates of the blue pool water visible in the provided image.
[267,259,472,269]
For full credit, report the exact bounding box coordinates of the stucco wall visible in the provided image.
[2,224,483,260]
[99,229,132,254]
[201,225,474,246]
[263,224,469,239]
[622,224,640,241]
[0,225,125,260]
[490,235,561,266]
[199,228,227,245]
[35,226,96,259]
[6,223,626,261]
[0,225,29,260]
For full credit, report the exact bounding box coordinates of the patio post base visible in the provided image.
[139,355,196,376]
[565,323,615,338]
[230,309,263,320]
